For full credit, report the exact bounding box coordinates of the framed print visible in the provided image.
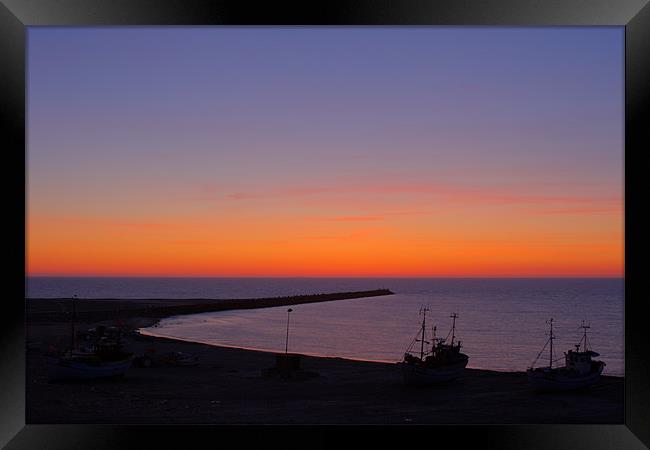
[2,0,649,448]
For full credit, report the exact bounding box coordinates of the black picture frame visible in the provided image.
[2,0,649,448]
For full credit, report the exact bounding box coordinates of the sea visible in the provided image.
[26,277,624,376]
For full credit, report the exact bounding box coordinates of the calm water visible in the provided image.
[27,277,624,376]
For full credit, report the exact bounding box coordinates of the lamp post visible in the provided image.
[70,294,78,351]
[285,308,293,354]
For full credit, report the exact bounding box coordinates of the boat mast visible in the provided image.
[419,307,429,360]
[547,318,554,369]
[450,313,459,346]
[580,320,590,352]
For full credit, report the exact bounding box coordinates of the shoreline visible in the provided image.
[140,327,402,366]
[140,327,624,378]
[26,291,624,424]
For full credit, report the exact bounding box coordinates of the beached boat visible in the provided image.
[46,351,134,380]
[397,308,469,385]
[527,319,605,391]
[46,296,133,381]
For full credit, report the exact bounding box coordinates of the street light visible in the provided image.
[285,308,293,354]
[70,294,78,350]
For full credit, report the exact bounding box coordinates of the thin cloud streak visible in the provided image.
[49,217,182,231]
[221,181,620,209]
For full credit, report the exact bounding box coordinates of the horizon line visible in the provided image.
[26,274,624,279]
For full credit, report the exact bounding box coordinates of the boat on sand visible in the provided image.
[527,319,605,391]
[397,308,469,386]
[46,296,133,381]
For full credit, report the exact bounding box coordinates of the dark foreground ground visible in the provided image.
[26,297,623,424]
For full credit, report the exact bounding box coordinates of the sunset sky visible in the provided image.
[27,27,623,277]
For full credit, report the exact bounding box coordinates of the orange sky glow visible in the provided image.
[27,177,623,277]
[27,28,623,277]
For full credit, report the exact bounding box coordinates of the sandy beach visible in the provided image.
[26,295,623,424]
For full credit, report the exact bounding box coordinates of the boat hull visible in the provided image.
[46,355,134,381]
[398,357,468,386]
[527,364,604,391]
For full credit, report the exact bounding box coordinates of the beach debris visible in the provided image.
[133,351,199,367]
[132,354,154,368]
[262,353,318,380]
[179,352,200,366]
[161,351,199,366]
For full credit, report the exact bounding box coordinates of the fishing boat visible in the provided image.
[397,308,469,386]
[527,319,605,391]
[46,350,134,381]
[46,296,133,381]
